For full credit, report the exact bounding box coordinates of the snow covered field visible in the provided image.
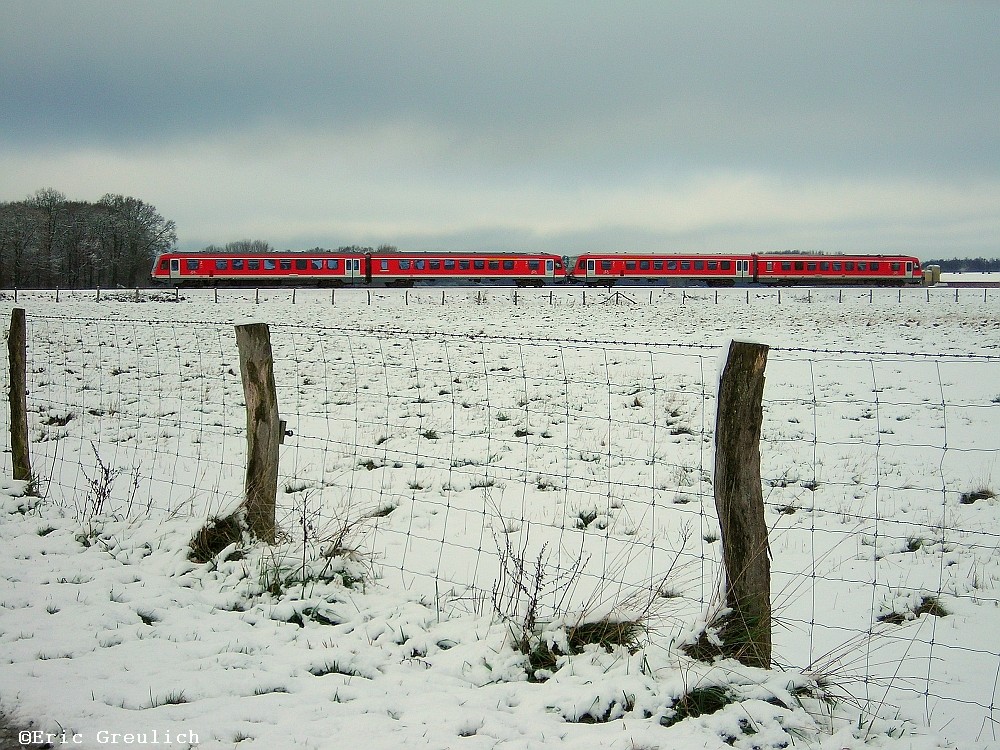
[1,286,998,750]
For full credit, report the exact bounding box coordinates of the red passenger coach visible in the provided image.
[570,253,753,285]
[754,254,921,285]
[367,252,564,286]
[152,251,566,286]
[151,251,365,285]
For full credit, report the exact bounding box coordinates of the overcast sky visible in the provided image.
[2,1,998,259]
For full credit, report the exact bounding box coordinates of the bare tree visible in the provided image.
[26,188,68,287]
[223,239,273,254]
[0,203,39,288]
[96,194,177,287]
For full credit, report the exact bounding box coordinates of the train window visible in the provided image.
[503,260,515,270]
[279,259,292,270]
[159,259,168,270]
[708,261,717,270]
[720,261,731,270]
[781,262,792,271]
[489,261,500,270]
[528,260,540,270]
[460,260,470,270]
[380,260,389,271]
[215,260,228,270]
[415,260,426,270]
[681,261,691,270]
[264,259,276,270]
[820,262,830,271]
[429,260,441,270]
[794,262,804,271]
[295,259,308,270]
[667,261,677,270]
[891,262,900,271]
[474,260,485,270]
[807,263,817,271]
[626,261,636,270]
[186,259,199,270]
[601,260,612,270]
[832,262,841,271]
[640,260,650,270]
[249,260,260,270]
[857,262,867,271]
[845,262,855,271]
[870,262,879,271]
[653,261,664,270]
[444,259,456,270]
[694,260,704,270]
[327,259,339,270]
[765,262,774,272]
[398,260,411,270]
[233,259,245,270]
[310,259,322,270]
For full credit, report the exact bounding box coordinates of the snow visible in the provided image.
[1,285,998,749]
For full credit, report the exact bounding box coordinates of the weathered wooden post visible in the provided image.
[234,323,280,542]
[8,309,31,482]
[713,340,771,669]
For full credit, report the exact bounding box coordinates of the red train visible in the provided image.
[151,250,564,287]
[151,250,922,287]
[571,252,922,286]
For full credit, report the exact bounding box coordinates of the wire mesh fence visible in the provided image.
[3,308,999,738]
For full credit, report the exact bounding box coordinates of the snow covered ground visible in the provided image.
[1,286,998,750]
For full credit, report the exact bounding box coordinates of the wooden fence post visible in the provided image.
[713,340,771,669]
[8,309,31,482]
[235,323,280,542]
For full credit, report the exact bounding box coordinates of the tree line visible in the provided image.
[0,188,177,289]
[924,257,1000,273]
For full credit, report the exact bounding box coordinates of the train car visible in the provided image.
[151,250,365,285]
[152,250,566,287]
[366,252,565,287]
[569,253,753,286]
[753,254,922,285]
[567,252,922,287]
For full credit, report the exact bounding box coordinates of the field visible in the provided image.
[1,285,999,750]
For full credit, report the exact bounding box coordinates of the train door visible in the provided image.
[587,258,596,278]
[545,258,554,277]
[344,258,362,282]
[735,259,751,279]
[169,258,180,280]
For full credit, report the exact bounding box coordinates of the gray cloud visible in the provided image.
[2,1,998,258]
